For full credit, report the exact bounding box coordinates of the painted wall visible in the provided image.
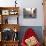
[0,0,44,26]
[18,0,44,26]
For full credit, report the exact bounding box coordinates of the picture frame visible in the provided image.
[2,10,9,15]
[23,8,37,18]
[9,10,18,15]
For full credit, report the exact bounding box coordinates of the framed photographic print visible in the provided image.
[10,11,15,15]
[23,8,37,18]
[2,10,9,15]
[9,10,18,15]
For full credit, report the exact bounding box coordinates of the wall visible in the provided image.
[18,0,44,26]
[0,0,44,26]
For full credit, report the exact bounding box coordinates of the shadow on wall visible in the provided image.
[18,26,43,44]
